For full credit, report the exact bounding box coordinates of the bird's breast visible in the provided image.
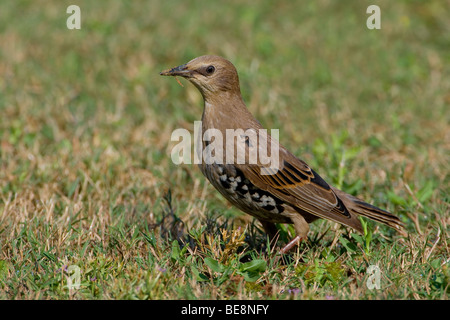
[200,163,291,223]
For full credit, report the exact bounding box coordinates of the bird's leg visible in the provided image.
[278,213,309,255]
[259,219,280,250]
[279,236,302,254]
[259,220,278,240]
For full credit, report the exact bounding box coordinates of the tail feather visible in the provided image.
[351,199,406,234]
[332,187,406,236]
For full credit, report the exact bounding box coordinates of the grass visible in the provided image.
[0,0,448,299]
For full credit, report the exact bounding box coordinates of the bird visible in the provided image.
[160,55,405,253]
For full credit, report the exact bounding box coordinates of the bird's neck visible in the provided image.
[201,90,260,132]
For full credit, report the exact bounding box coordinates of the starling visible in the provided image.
[160,55,405,253]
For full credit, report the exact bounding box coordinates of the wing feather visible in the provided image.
[231,130,360,229]
[240,149,357,226]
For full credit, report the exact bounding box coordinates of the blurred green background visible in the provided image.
[0,0,448,299]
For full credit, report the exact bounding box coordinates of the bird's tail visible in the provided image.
[350,198,406,235]
[333,188,406,236]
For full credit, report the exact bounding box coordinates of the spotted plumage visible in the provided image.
[201,163,289,224]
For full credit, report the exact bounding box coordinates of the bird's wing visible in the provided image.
[235,133,362,230]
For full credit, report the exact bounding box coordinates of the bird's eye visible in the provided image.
[206,65,215,75]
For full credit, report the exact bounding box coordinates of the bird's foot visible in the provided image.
[279,235,303,255]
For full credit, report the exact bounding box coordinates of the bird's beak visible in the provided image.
[159,63,192,78]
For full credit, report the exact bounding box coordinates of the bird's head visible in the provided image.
[160,55,241,101]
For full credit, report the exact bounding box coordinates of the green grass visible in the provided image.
[0,0,448,299]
